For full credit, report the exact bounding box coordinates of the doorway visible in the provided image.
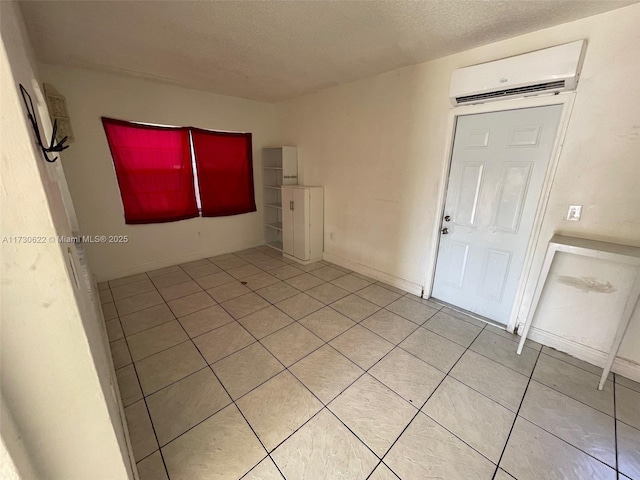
[431,105,563,325]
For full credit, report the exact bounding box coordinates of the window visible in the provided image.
[102,118,256,224]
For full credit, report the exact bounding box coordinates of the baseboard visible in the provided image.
[95,241,263,282]
[528,326,640,382]
[322,251,423,297]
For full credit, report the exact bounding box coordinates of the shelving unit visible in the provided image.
[263,146,297,251]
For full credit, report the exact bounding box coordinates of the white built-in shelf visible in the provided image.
[266,241,283,251]
[265,222,283,231]
[265,203,282,209]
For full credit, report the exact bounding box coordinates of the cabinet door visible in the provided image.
[281,187,294,255]
[293,188,310,260]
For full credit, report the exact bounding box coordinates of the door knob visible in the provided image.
[444,215,451,222]
[441,227,449,234]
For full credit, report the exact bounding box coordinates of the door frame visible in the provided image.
[423,93,577,333]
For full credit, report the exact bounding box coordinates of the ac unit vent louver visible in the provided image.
[455,80,566,104]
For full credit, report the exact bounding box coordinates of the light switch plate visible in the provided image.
[567,205,582,221]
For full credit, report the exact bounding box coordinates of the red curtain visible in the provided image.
[191,129,256,217]
[102,118,199,224]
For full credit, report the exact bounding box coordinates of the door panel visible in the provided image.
[432,105,562,324]
[281,187,294,255]
[293,188,310,260]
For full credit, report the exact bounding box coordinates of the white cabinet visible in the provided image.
[281,185,324,263]
[262,147,297,251]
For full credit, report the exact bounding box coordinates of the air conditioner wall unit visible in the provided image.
[449,40,587,106]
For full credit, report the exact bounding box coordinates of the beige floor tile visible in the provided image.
[262,322,324,367]
[617,384,640,429]
[330,325,394,370]
[375,282,406,295]
[618,421,640,480]
[356,284,402,307]
[106,318,124,341]
[116,364,143,407]
[146,265,182,278]
[207,281,252,303]
[99,288,113,304]
[110,338,132,369]
[116,291,165,316]
[179,259,212,269]
[237,306,294,339]
[299,307,355,341]
[494,469,516,480]
[470,329,538,376]
[399,328,465,372]
[291,261,325,273]
[167,291,216,318]
[500,417,616,480]
[272,409,378,479]
[532,354,614,416]
[368,463,399,480]
[151,271,191,289]
[98,281,109,291]
[178,305,234,337]
[439,306,486,327]
[211,256,249,270]
[330,273,372,293]
[236,371,323,451]
[385,412,494,480]
[195,271,235,290]
[125,399,158,462]
[423,377,515,463]
[162,404,266,480]
[110,272,149,288]
[147,368,231,446]
[136,451,168,480]
[102,302,118,320]
[310,265,347,282]
[157,280,203,302]
[111,279,156,301]
[269,264,305,280]
[329,374,416,456]
[227,264,263,280]
[285,273,326,291]
[222,292,271,319]
[369,348,445,407]
[181,262,221,279]
[520,380,615,466]
[127,320,188,361]
[361,310,419,344]
[385,296,438,324]
[254,257,289,270]
[275,293,325,320]
[136,342,206,395]
[617,375,640,393]
[330,294,380,321]
[212,342,284,399]
[450,350,529,412]
[306,283,350,304]
[120,304,175,336]
[256,282,301,303]
[290,345,364,404]
[193,321,255,364]
[486,324,542,351]
[423,312,483,347]
[244,457,282,480]
[243,271,280,290]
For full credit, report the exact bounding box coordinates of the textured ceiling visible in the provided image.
[20,0,637,103]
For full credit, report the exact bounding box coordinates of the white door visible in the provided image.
[432,105,562,324]
[281,186,294,256]
[293,188,310,260]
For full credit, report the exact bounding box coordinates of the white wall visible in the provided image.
[1,1,133,478]
[38,64,279,281]
[278,5,640,376]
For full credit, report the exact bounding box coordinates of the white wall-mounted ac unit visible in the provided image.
[450,40,587,106]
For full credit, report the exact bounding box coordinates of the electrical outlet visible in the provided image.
[567,205,582,221]
[329,232,335,240]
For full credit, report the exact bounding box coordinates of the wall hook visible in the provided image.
[19,84,69,163]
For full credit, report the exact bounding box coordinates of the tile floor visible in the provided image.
[99,246,640,480]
